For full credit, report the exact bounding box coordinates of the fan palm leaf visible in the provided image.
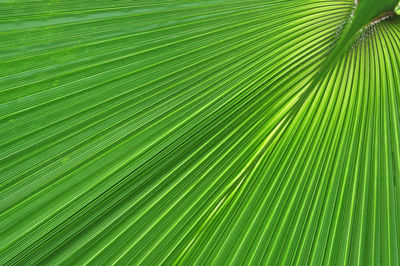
[0,0,399,264]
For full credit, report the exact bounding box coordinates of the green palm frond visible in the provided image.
[0,0,399,264]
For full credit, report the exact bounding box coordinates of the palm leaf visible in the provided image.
[0,0,399,264]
